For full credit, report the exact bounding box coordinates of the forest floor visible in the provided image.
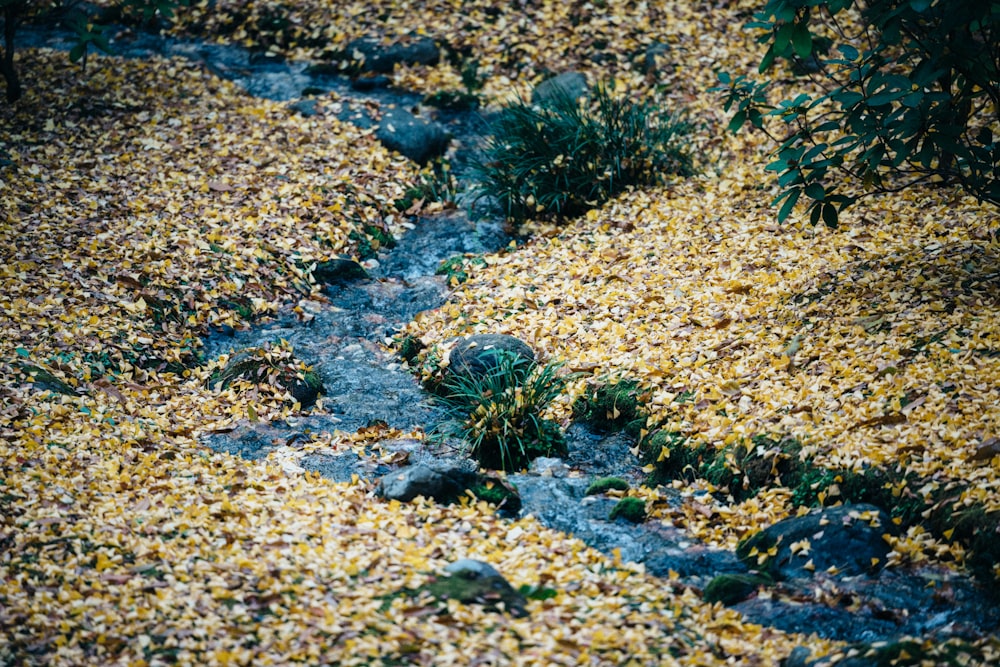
[2,1,999,665]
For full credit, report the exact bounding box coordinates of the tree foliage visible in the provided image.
[718,0,1000,226]
[1,0,184,103]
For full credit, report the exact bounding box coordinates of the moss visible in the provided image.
[703,573,773,605]
[416,573,528,617]
[571,378,648,435]
[609,497,646,523]
[585,477,630,496]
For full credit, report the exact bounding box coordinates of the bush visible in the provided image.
[433,351,568,471]
[718,0,1000,226]
[473,83,693,226]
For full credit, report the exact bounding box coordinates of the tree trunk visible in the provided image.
[2,2,23,103]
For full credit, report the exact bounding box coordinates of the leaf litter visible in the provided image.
[2,0,999,665]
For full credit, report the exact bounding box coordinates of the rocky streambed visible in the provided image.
[19,16,999,659]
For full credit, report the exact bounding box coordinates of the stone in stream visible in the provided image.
[376,463,521,515]
[341,35,440,74]
[375,106,450,165]
[447,334,535,380]
[311,257,369,286]
[736,503,894,581]
[531,71,588,105]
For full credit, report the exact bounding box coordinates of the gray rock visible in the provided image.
[448,334,535,379]
[422,559,528,617]
[445,558,503,579]
[375,106,450,164]
[531,71,588,105]
[376,463,474,502]
[738,503,895,580]
[312,257,369,286]
[643,41,671,73]
[344,35,440,74]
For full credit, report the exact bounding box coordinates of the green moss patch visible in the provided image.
[609,496,646,523]
[585,477,630,496]
[571,378,649,435]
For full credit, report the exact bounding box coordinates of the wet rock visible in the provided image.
[532,71,588,105]
[420,559,528,617]
[312,257,369,286]
[376,463,520,514]
[738,597,898,644]
[288,98,319,117]
[377,463,474,502]
[642,41,671,74]
[447,334,535,379]
[343,35,440,74]
[512,473,743,583]
[208,347,323,408]
[738,503,893,580]
[350,74,392,91]
[375,106,450,164]
[703,573,773,605]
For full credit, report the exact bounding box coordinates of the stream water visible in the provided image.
[17,18,1000,648]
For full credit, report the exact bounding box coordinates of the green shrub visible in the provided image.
[433,352,569,471]
[718,0,1000,225]
[473,84,693,226]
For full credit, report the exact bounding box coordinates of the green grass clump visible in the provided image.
[473,83,693,226]
[433,351,569,472]
[585,477,630,496]
[609,496,646,523]
[572,378,649,435]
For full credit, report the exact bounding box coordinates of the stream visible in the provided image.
[17,17,1000,652]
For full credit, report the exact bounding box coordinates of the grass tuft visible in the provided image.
[433,351,569,471]
[473,83,693,226]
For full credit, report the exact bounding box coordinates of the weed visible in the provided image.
[571,378,649,435]
[436,255,488,286]
[394,160,458,213]
[432,351,568,471]
[473,83,693,226]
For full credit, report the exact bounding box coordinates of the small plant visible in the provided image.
[473,83,693,226]
[585,477,630,496]
[572,378,649,435]
[394,160,458,213]
[433,351,569,472]
[208,341,323,408]
[436,255,488,286]
[609,496,646,523]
